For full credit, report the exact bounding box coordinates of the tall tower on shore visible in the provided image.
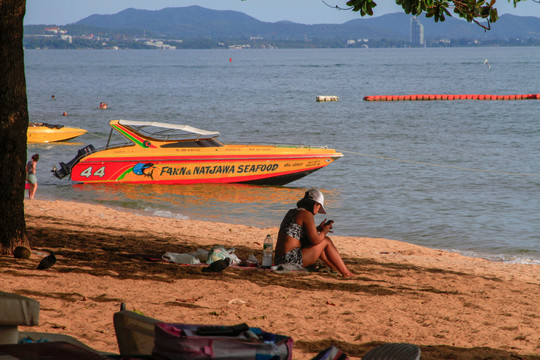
[410,16,424,46]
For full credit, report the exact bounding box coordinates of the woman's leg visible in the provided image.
[318,250,339,272]
[302,237,352,277]
[28,183,37,199]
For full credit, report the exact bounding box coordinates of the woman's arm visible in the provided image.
[300,210,332,245]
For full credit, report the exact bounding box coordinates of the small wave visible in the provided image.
[297,64,346,68]
[153,210,189,220]
[454,249,540,265]
[144,208,189,220]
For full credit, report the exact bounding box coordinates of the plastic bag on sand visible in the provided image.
[188,249,209,262]
[207,245,241,265]
[162,252,201,265]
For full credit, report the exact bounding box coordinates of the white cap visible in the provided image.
[305,189,326,214]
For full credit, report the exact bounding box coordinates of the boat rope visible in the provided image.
[337,149,540,177]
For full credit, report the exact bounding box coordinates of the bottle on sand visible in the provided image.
[262,234,273,268]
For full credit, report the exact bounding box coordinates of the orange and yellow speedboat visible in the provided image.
[28,123,87,143]
[52,119,343,185]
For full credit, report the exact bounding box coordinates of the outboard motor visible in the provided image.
[52,144,96,179]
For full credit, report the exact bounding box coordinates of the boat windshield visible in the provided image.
[117,120,220,141]
[160,139,223,148]
[105,120,223,149]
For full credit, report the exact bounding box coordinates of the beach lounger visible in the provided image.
[0,341,106,360]
[0,291,40,344]
[0,290,109,355]
[18,331,100,352]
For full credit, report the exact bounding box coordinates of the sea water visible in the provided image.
[24,47,540,264]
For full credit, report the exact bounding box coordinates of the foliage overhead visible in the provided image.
[342,0,526,29]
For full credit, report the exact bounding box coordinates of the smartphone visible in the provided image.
[325,220,334,226]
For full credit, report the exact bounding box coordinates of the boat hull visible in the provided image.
[28,126,87,143]
[69,146,341,185]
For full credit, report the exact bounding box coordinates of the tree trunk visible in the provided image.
[0,0,30,254]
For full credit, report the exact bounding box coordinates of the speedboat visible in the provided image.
[28,123,87,143]
[51,119,343,185]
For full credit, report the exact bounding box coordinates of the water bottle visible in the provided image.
[262,234,273,267]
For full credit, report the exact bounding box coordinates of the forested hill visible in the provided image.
[73,6,540,41]
[23,6,540,49]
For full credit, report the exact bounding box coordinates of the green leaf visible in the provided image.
[490,8,499,22]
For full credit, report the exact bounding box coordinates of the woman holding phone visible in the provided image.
[274,189,353,277]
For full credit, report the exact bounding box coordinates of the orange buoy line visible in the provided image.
[363,94,540,101]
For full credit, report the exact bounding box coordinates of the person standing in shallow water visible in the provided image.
[275,189,353,277]
[26,154,39,199]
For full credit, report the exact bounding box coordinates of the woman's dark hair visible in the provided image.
[31,154,39,161]
[297,197,317,214]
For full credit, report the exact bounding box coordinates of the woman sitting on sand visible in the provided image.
[275,189,353,277]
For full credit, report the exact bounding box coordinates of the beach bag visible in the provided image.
[152,322,293,360]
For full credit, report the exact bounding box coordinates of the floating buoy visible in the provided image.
[316,95,339,102]
[363,94,540,101]
[62,112,68,116]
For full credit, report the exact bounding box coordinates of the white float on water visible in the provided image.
[316,95,339,102]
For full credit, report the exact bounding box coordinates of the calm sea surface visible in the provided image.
[24,48,540,264]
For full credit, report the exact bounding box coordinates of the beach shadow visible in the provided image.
[16,289,123,304]
[21,217,497,300]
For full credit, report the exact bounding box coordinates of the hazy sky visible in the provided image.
[25,0,540,26]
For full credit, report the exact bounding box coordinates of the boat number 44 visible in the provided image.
[80,166,106,178]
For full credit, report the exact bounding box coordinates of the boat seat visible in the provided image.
[0,291,40,345]
[113,304,160,356]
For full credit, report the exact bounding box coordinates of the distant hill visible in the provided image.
[76,6,270,38]
[73,5,540,41]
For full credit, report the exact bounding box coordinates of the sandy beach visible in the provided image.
[1,199,538,359]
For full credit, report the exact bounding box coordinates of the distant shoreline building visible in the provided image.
[410,16,424,47]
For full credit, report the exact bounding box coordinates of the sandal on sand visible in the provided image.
[306,264,338,275]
